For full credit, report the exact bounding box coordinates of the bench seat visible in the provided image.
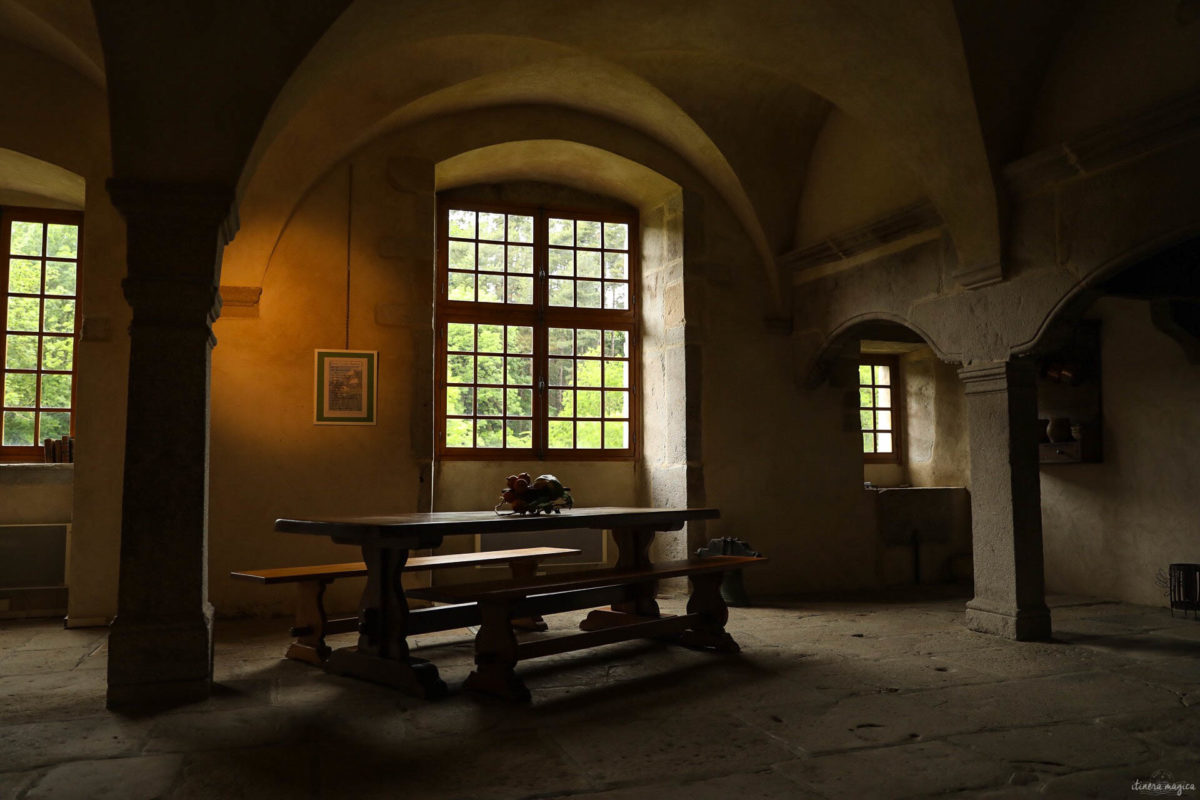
[231,546,581,664]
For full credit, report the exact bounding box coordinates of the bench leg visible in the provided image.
[286,579,331,665]
[465,601,531,702]
[678,572,740,653]
[508,559,548,632]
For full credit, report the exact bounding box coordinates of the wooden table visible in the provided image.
[276,506,753,700]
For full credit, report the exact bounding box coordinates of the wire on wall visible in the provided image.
[344,164,353,350]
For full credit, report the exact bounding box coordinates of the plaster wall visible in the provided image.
[1041,297,1200,607]
[903,349,970,489]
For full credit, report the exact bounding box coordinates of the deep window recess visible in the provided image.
[437,201,638,459]
[1,208,82,462]
[860,356,900,462]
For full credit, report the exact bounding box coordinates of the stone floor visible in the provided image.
[1,591,1198,799]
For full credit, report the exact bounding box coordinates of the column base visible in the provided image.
[965,598,1052,641]
[106,609,213,710]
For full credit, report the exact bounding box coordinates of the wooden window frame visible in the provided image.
[860,354,902,464]
[1,207,83,463]
[436,199,640,461]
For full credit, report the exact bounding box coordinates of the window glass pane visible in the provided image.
[477,325,503,353]
[605,421,628,448]
[859,364,873,384]
[4,372,35,407]
[46,225,77,258]
[876,410,892,431]
[7,297,39,331]
[576,220,601,248]
[874,365,891,385]
[874,388,891,408]
[476,387,502,416]
[448,271,475,301]
[45,301,77,337]
[2,411,34,446]
[576,329,601,357]
[604,360,627,388]
[859,409,873,429]
[576,390,601,418]
[858,387,874,407]
[476,418,503,447]
[448,209,475,239]
[603,252,627,280]
[508,215,533,243]
[477,356,503,384]
[548,248,573,276]
[10,222,42,256]
[549,218,573,246]
[447,323,474,352]
[506,357,532,386]
[506,388,532,416]
[505,418,532,448]
[577,420,602,448]
[8,260,40,294]
[506,326,533,354]
[447,386,473,416]
[506,276,533,305]
[43,262,75,297]
[447,354,474,384]
[577,250,601,278]
[603,282,628,310]
[548,389,574,417]
[604,330,628,358]
[446,418,473,447]
[478,213,505,241]
[604,390,628,419]
[548,358,574,386]
[549,279,574,307]
[477,243,504,272]
[862,432,875,453]
[6,335,37,369]
[40,374,71,408]
[41,337,71,370]
[548,420,573,448]
[577,360,601,387]
[603,222,628,250]
[549,328,574,355]
[448,241,475,271]
[478,274,504,303]
[577,280,601,308]
[507,245,533,274]
[877,433,893,453]
[41,411,70,439]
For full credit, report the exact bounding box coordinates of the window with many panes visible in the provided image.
[2,208,82,461]
[860,356,900,462]
[438,201,637,458]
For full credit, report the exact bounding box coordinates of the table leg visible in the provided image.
[582,525,660,630]
[464,600,530,702]
[325,544,447,698]
[678,571,740,653]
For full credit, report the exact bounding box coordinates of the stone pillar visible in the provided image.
[105,181,235,708]
[958,361,1051,641]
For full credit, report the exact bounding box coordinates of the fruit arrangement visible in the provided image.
[495,472,574,515]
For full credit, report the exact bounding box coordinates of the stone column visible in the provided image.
[958,361,1051,641]
[105,181,235,708]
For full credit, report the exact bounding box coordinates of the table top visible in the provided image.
[276,506,719,547]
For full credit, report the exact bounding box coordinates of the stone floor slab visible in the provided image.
[24,754,182,800]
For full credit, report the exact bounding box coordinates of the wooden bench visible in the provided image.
[416,554,767,701]
[231,546,582,664]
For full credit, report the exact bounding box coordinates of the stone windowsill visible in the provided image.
[0,463,74,486]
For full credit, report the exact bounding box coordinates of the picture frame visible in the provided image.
[314,349,377,425]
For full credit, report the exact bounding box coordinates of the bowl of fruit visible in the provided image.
[496,472,574,515]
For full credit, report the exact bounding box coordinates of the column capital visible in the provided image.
[957,360,1036,394]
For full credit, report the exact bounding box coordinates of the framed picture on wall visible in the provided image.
[314,350,377,425]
